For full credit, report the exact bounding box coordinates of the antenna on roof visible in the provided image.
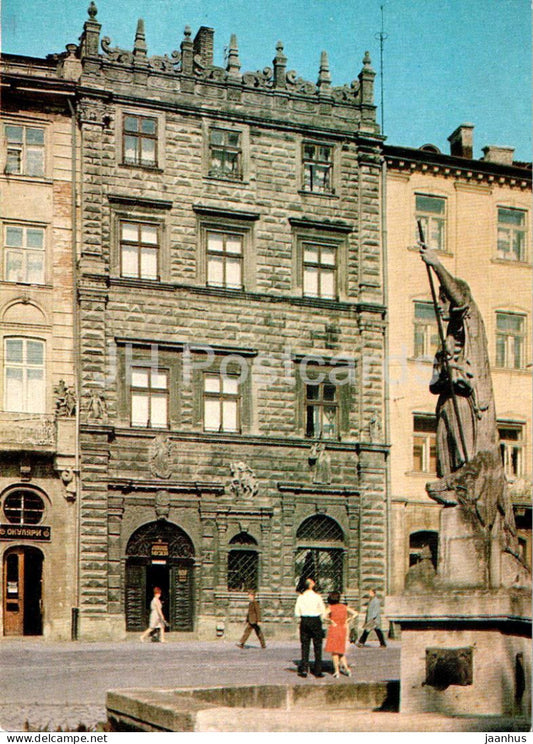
[374,3,388,133]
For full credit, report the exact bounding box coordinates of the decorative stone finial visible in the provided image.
[226,33,241,76]
[273,40,287,89]
[317,50,331,94]
[181,26,194,74]
[88,1,97,19]
[133,18,147,59]
[363,50,372,68]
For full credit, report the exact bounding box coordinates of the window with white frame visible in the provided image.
[209,128,241,179]
[4,338,45,413]
[4,124,45,177]
[302,143,333,193]
[203,373,240,433]
[303,242,336,299]
[413,415,437,473]
[4,225,45,284]
[497,207,527,262]
[130,367,168,428]
[498,423,524,478]
[206,230,243,289]
[414,301,439,358]
[495,312,526,369]
[120,221,159,280]
[122,114,157,167]
[415,194,446,250]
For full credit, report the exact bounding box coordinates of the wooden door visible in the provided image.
[170,561,194,631]
[3,548,24,636]
[125,561,146,631]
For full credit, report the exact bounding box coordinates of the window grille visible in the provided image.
[229,531,258,546]
[228,550,258,591]
[295,548,344,594]
[297,514,344,543]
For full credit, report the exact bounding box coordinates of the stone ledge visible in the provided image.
[386,591,532,624]
[107,681,399,732]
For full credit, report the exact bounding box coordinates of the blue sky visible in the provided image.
[3,0,531,161]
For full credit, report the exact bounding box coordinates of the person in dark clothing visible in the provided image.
[237,590,266,648]
[357,588,387,647]
[294,578,327,677]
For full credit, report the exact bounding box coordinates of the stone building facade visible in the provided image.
[0,54,79,638]
[385,125,532,594]
[69,6,387,639]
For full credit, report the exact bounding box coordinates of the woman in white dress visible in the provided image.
[140,587,168,642]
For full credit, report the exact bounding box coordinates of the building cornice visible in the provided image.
[384,144,531,190]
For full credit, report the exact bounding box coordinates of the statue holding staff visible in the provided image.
[418,229,525,571]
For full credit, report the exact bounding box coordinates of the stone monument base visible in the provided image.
[385,592,531,720]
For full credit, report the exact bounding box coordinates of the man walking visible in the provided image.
[237,590,266,649]
[357,588,387,647]
[294,578,326,677]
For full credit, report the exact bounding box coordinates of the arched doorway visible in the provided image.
[295,515,345,593]
[125,521,195,632]
[3,546,43,636]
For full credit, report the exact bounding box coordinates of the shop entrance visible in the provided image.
[3,546,43,636]
[125,521,195,632]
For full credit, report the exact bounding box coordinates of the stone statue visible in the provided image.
[368,413,382,443]
[309,442,332,484]
[150,435,173,479]
[420,246,529,587]
[54,380,76,417]
[229,461,258,499]
[86,391,106,421]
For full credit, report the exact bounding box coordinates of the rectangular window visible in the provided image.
[303,143,333,193]
[123,115,157,167]
[206,230,243,289]
[4,338,45,413]
[497,207,527,262]
[5,124,45,177]
[130,367,168,428]
[303,242,337,299]
[209,128,241,179]
[4,225,45,284]
[120,221,159,280]
[305,382,338,439]
[496,312,525,369]
[498,424,524,478]
[203,373,240,432]
[415,195,446,250]
[413,415,437,473]
[414,301,439,358]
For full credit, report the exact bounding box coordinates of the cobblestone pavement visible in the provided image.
[0,637,400,731]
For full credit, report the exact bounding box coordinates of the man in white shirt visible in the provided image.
[294,577,326,678]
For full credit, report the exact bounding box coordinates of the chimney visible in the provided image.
[481,145,515,166]
[193,26,214,67]
[448,124,474,159]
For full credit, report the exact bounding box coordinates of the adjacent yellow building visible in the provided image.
[385,125,532,594]
[0,53,79,638]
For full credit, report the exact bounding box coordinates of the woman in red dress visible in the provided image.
[324,591,357,678]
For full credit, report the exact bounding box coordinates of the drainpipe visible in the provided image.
[381,155,392,601]
[67,96,81,637]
